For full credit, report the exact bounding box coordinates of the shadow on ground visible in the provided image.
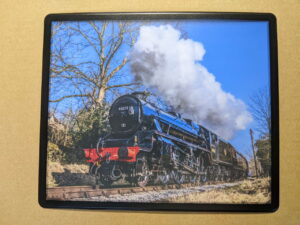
[52,169,95,186]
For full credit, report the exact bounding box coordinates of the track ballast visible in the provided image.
[46,180,245,201]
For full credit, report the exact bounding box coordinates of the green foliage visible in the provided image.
[59,147,84,164]
[47,141,82,164]
[255,138,271,176]
[54,105,110,164]
[70,104,110,149]
[48,104,111,164]
[47,142,66,162]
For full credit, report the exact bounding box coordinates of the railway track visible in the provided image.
[46,181,239,201]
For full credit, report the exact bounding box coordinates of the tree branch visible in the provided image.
[106,82,140,90]
[68,23,100,56]
[50,94,90,103]
[105,57,128,83]
[89,21,107,80]
[103,23,126,76]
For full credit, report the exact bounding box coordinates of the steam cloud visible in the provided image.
[129,25,252,139]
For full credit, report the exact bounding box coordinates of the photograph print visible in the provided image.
[44,15,275,207]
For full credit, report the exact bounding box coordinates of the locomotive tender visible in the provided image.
[83,93,248,187]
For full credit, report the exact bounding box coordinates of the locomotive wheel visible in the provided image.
[199,157,208,183]
[158,168,170,185]
[216,166,222,181]
[200,168,208,183]
[99,175,113,187]
[189,175,199,184]
[225,169,232,182]
[200,172,208,183]
[135,155,150,187]
[207,166,214,182]
[172,170,185,184]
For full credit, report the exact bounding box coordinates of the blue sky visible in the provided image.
[50,20,270,159]
[183,20,270,158]
[185,20,270,101]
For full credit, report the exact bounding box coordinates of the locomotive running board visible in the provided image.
[154,130,211,153]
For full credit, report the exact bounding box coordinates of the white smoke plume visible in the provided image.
[129,25,252,139]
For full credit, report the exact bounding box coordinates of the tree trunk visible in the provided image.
[97,87,106,105]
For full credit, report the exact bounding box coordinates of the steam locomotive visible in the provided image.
[83,93,248,187]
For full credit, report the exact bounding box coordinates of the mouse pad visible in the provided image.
[39,12,279,211]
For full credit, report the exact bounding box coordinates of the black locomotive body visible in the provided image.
[83,93,249,187]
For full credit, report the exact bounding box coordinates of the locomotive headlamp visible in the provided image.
[118,146,129,159]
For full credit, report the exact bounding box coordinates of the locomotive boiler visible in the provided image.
[83,93,248,187]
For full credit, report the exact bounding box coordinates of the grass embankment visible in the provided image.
[47,162,94,188]
[166,178,271,204]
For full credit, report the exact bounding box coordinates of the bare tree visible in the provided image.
[49,21,141,111]
[249,87,272,177]
[249,87,271,137]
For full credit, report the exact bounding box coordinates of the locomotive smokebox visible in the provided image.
[109,95,142,135]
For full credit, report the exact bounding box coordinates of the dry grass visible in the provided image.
[47,162,95,188]
[167,178,271,204]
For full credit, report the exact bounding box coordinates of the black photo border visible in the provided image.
[39,12,279,212]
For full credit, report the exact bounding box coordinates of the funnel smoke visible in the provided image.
[129,25,252,139]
